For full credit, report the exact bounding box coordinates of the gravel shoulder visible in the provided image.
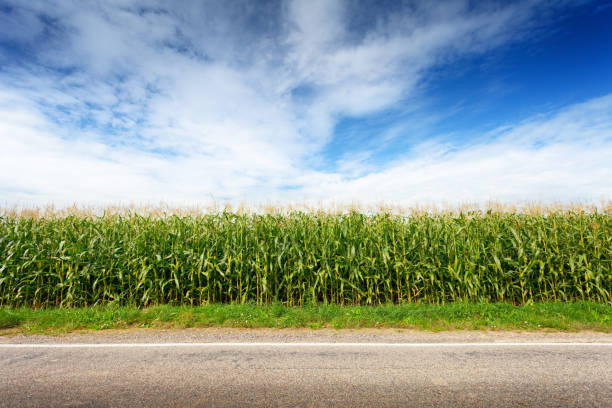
[2,327,611,344]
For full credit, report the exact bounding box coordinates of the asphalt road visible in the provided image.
[1,330,611,407]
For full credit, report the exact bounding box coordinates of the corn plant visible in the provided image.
[0,210,610,307]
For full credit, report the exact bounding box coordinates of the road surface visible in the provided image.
[1,329,611,407]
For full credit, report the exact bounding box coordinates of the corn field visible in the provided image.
[0,211,610,307]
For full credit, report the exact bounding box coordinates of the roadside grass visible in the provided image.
[1,301,610,334]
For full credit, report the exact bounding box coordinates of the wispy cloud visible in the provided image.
[301,94,612,204]
[0,0,608,205]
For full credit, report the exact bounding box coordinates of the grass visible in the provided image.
[1,301,610,334]
[1,208,611,307]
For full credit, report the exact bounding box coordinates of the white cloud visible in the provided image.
[0,0,609,206]
[298,94,612,205]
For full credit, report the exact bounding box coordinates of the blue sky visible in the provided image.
[1,0,611,206]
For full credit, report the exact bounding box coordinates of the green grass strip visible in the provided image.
[1,301,610,334]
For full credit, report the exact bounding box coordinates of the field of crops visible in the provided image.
[1,207,611,307]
